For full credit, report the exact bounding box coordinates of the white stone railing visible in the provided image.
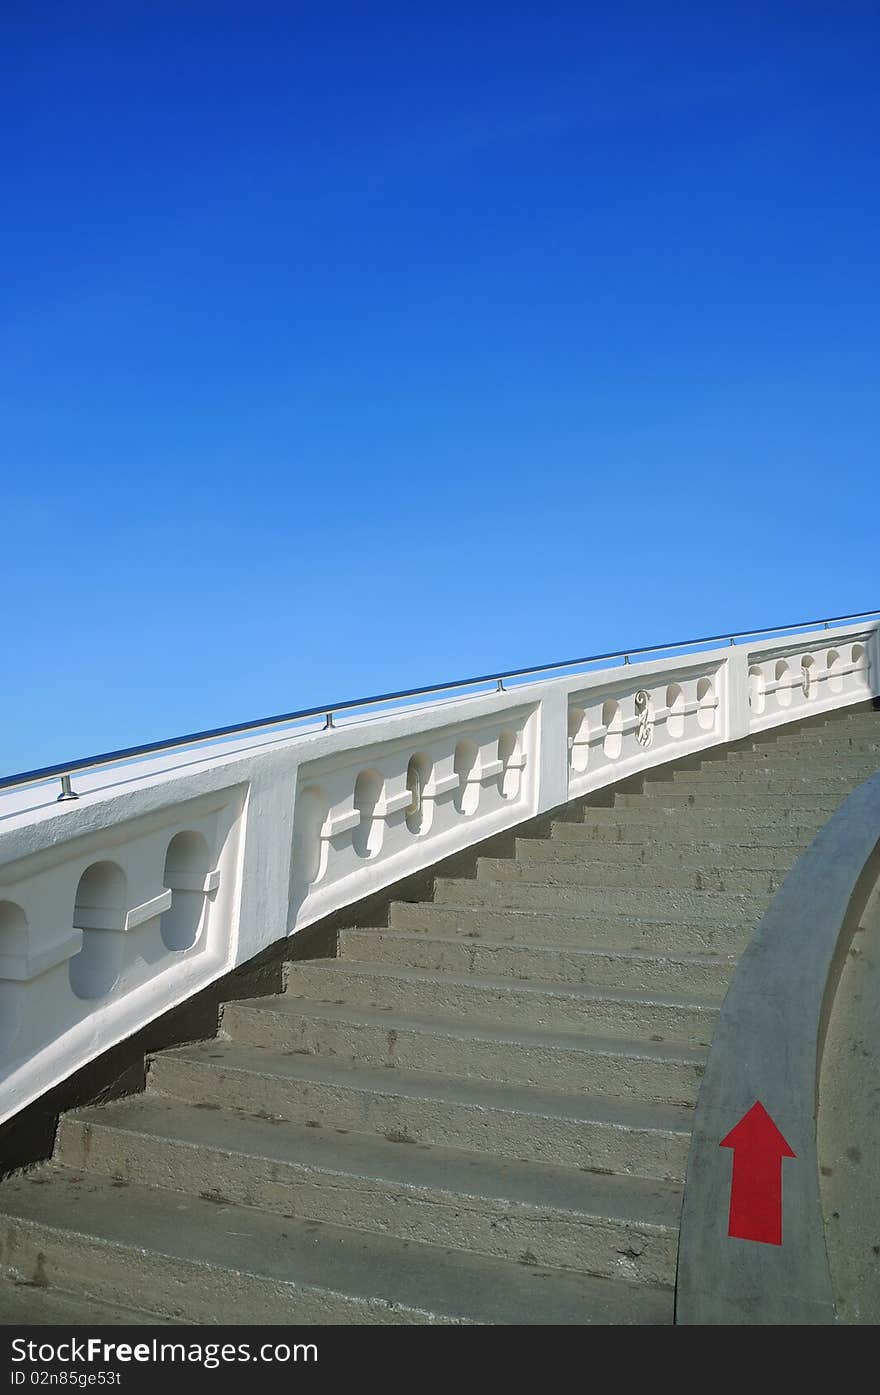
[0,619,877,1126]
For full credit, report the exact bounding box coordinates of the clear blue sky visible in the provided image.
[2,3,878,775]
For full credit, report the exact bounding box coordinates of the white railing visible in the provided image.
[0,620,876,1125]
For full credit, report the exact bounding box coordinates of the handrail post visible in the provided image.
[57,774,78,802]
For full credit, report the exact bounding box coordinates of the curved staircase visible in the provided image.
[1,706,877,1324]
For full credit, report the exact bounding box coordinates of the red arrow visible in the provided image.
[720,1101,796,1245]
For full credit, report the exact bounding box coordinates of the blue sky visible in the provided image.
[2,3,878,774]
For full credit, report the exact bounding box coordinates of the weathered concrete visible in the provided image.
[817,863,880,1322]
[149,1043,695,1179]
[221,996,707,1102]
[479,853,782,894]
[771,734,880,752]
[0,1169,669,1324]
[58,1097,683,1285]
[559,811,828,842]
[676,772,880,1325]
[614,789,845,812]
[665,774,864,794]
[4,700,879,1325]
[285,959,718,1045]
[432,877,768,923]
[389,900,758,954]
[338,927,736,995]
[684,754,880,772]
[515,838,801,871]
[0,1276,163,1325]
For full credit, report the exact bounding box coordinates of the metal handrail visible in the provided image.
[2,606,878,803]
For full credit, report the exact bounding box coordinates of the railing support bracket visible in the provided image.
[57,774,79,802]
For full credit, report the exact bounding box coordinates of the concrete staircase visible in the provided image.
[1,705,878,1324]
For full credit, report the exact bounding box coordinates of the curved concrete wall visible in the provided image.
[677,771,880,1324]
[817,858,880,1322]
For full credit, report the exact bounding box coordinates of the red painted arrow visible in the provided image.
[720,1101,796,1245]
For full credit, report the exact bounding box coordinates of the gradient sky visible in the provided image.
[2,2,878,774]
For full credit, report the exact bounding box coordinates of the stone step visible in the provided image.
[814,706,876,719]
[0,1166,671,1324]
[0,1275,163,1326]
[222,996,707,1103]
[717,757,879,777]
[754,721,857,739]
[797,714,878,730]
[58,1097,683,1286]
[389,900,753,955]
[663,773,863,794]
[8,699,877,1330]
[149,1043,694,1181]
[336,928,735,997]
[691,753,875,775]
[613,789,844,813]
[577,800,826,823]
[567,810,824,842]
[655,761,850,782]
[284,959,718,1046]
[479,853,781,896]
[433,877,768,926]
[770,734,880,753]
[518,837,798,871]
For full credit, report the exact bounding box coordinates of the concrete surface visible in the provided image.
[817,853,880,1322]
[2,701,878,1325]
[676,760,880,1324]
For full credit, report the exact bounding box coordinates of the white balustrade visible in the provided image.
[0,620,876,1125]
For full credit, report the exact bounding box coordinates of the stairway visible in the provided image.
[1,705,878,1325]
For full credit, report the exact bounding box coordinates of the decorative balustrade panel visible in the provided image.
[291,707,535,925]
[565,660,724,799]
[0,788,246,1115]
[0,619,877,1125]
[746,632,872,729]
